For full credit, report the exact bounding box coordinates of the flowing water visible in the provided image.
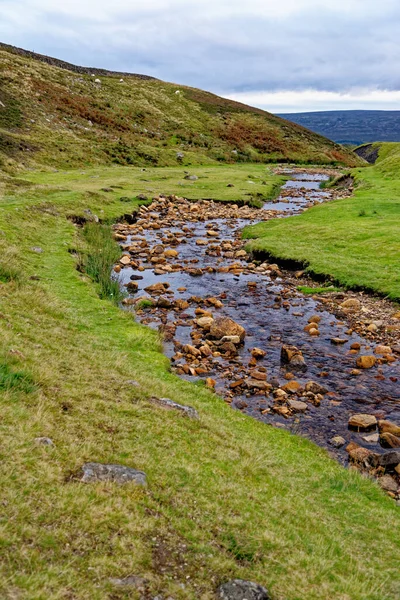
[115,172,400,464]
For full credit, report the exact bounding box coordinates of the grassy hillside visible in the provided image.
[243,142,400,300]
[0,169,399,600]
[0,44,360,171]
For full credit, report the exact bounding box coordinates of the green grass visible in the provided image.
[0,362,37,393]
[23,163,286,206]
[0,165,399,600]
[297,286,342,295]
[243,143,400,300]
[0,45,360,172]
[81,222,124,304]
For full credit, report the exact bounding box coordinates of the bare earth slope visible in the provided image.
[0,43,360,170]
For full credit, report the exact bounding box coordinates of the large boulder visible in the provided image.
[218,580,270,600]
[210,317,246,342]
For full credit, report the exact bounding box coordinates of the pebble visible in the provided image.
[218,580,270,600]
[330,436,346,448]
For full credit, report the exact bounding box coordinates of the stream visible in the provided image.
[114,171,400,467]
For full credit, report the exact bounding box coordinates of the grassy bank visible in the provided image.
[23,163,285,207]
[0,166,399,600]
[243,143,400,300]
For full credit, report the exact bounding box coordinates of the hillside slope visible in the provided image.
[278,110,400,145]
[0,43,360,171]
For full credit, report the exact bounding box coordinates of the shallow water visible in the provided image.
[116,173,400,462]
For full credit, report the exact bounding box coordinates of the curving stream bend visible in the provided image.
[114,171,400,470]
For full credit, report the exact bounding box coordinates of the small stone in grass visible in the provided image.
[80,463,146,485]
[218,580,270,600]
[34,437,54,446]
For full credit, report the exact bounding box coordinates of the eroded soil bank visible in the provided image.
[114,171,400,498]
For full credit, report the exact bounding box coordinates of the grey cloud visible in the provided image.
[1,1,400,95]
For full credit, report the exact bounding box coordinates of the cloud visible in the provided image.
[225,89,400,113]
[1,0,400,110]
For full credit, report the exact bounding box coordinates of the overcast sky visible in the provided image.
[1,0,400,112]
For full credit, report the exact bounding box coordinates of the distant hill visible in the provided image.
[277,110,400,145]
[0,42,360,170]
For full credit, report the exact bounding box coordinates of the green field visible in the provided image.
[0,165,399,600]
[243,143,400,300]
[23,163,285,207]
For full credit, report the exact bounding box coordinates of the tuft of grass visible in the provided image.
[0,362,36,393]
[297,285,342,295]
[81,222,124,304]
[135,298,154,310]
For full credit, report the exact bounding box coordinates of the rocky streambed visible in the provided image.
[113,171,400,499]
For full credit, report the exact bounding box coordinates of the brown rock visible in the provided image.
[282,381,302,394]
[196,316,214,330]
[119,255,131,265]
[378,420,400,436]
[305,381,327,395]
[157,296,173,308]
[251,371,267,381]
[340,298,361,311]
[125,281,139,293]
[174,299,190,311]
[206,297,223,309]
[308,315,321,324]
[308,327,320,336]
[251,347,266,359]
[144,282,170,295]
[165,249,179,258]
[350,369,361,376]
[356,355,377,369]
[210,317,246,342]
[380,432,400,448]
[374,345,392,355]
[346,442,374,464]
[230,379,245,389]
[247,379,271,391]
[350,342,361,350]
[378,475,399,494]
[183,344,201,357]
[348,413,377,430]
[200,345,212,357]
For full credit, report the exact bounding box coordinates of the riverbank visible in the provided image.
[243,144,400,300]
[0,165,399,600]
[115,175,399,473]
